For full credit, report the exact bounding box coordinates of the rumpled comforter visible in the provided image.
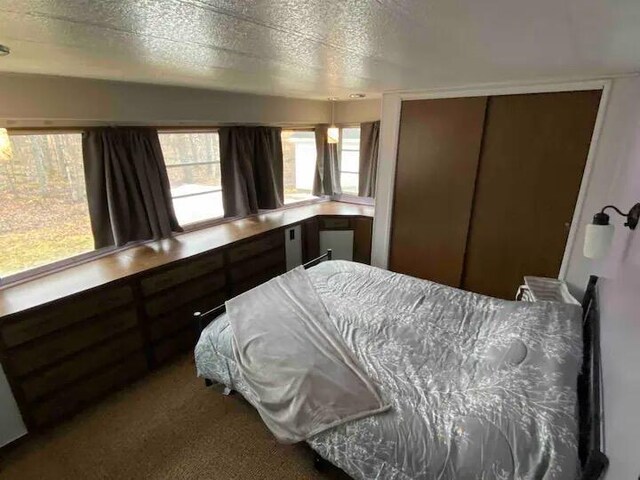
[226,266,390,443]
[195,261,583,479]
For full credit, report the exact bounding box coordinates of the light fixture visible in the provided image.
[349,93,366,99]
[0,128,13,163]
[584,203,640,259]
[0,44,10,56]
[327,98,339,144]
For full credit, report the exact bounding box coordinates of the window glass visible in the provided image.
[339,127,361,195]
[0,133,94,280]
[158,132,223,225]
[281,130,318,204]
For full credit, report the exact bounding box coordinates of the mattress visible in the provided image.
[195,260,583,479]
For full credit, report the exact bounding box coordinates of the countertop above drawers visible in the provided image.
[0,201,373,321]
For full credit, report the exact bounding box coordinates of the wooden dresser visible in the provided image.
[0,202,373,431]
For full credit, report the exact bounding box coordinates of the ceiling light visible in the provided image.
[0,45,10,56]
[349,93,366,99]
[328,100,339,144]
[328,96,339,101]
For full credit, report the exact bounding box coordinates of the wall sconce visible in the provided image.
[584,203,640,259]
[0,127,13,163]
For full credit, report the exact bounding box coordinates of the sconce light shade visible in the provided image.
[327,126,339,144]
[0,128,12,163]
[584,223,615,259]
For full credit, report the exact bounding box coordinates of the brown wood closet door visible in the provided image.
[461,90,601,299]
[389,97,488,286]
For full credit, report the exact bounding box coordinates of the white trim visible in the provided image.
[371,94,402,268]
[371,78,611,272]
[558,81,612,279]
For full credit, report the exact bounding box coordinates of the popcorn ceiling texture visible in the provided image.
[0,0,639,98]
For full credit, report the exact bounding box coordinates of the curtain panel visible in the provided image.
[219,127,284,218]
[312,125,341,196]
[82,127,182,249]
[358,121,380,198]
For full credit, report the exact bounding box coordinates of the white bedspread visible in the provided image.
[196,261,583,479]
[226,266,390,443]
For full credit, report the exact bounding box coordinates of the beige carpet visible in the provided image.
[0,354,349,479]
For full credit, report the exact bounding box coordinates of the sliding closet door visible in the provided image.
[389,97,487,287]
[462,90,601,299]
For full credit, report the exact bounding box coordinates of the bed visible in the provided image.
[194,254,607,479]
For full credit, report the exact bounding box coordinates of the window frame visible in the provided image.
[158,128,226,228]
[0,128,117,288]
[0,125,330,289]
[335,125,374,203]
[280,127,320,207]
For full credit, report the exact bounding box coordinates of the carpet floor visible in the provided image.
[0,354,350,479]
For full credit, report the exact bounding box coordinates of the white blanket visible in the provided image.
[226,266,390,443]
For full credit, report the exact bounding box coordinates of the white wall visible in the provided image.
[0,73,331,128]
[334,99,381,124]
[0,364,27,447]
[572,77,640,479]
[0,74,382,129]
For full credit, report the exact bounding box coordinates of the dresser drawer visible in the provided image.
[153,328,198,365]
[149,290,226,342]
[227,232,284,264]
[1,286,134,348]
[140,252,224,296]
[319,217,351,230]
[231,264,286,297]
[144,272,225,318]
[8,308,139,377]
[20,330,144,402]
[30,353,148,427]
[229,247,285,283]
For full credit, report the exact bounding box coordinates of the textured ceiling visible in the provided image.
[0,0,639,99]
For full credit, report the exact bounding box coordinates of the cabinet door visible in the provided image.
[461,91,601,299]
[389,97,488,287]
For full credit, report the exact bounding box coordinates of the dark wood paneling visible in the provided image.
[390,97,488,286]
[20,330,144,402]
[319,217,351,230]
[1,286,133,348]
[29,353,148,427]
[231,264,286,296]
[227,231,284,264]
[148,290,226,343]
[153,328,198,366]
[353,217,373,264]
[140,252,223,296]
[302,218,320,263]
[143,272,225,318]
[229,247,285,283]
[461,91,601,299]
[7,309,139,377]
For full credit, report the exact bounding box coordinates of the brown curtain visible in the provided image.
[219,127,283,218]
[358,121,380,198]
[312,125,341,196]
[82,127,182,249]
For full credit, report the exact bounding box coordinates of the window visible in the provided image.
[0,132,94,280]
[339,127,361,196]
[159,131,223,226]
[281,130,318,204]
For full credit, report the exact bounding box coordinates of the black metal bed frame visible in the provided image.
[193,249,333,333]
[577,275,608,479]
[193,260,608,479]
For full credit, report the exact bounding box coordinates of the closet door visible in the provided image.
[389,97,487,287]
[461,90,601,299]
